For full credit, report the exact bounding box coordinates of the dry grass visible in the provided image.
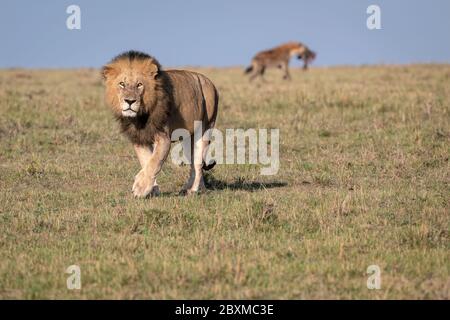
[0,65,449,299]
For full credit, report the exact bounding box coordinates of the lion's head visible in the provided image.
[102,51,162,118]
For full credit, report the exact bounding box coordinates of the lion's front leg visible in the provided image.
[132,135,171,198]
[132,169,155,198]
[132,170,160,197]
[133,144,160,197]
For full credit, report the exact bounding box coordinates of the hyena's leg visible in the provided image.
[132,136,170,198]
[249,64,264,82]
[250,66,266,83]
[303,60,309,70]
[249,70,259,82]
[259,66,267,82]
[281,62,291,80]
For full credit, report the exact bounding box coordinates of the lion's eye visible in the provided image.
[119,82,125,88]
[137,83,143,88]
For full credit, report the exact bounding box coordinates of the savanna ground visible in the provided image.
[0,65,449,299]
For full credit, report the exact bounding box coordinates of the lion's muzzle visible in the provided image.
[121,99,139,117]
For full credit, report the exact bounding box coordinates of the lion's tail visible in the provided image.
[202,160,216,171]
[244,65,254,74]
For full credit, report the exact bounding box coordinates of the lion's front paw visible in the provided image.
[132,170,154,198]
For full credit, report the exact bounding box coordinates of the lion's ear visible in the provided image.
[148,63,159,79]
[101,64,118,81]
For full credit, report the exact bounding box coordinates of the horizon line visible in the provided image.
[1,62,450,71]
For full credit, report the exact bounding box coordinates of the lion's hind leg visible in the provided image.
[190,138,207,194]
[180,138,195,194]
[181,164,195,195]
[181,137,207,195]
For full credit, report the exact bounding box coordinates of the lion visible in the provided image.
[244,41,316,81]
[102,51,219,198]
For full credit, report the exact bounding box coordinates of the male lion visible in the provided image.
[245,41,316,81]
[102,51,219,198]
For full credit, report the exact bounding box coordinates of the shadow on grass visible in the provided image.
[204,173,287,192]
[150,173,287,198]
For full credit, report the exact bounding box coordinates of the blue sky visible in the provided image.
[1,0,449,68]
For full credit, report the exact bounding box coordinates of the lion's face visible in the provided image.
[102,57,159,118]
[115,73,146,118]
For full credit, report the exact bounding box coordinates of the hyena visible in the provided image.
[245,41,316,81]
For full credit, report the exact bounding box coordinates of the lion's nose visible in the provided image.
[124,99,136,106]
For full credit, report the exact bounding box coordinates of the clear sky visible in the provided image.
[1,0,449,68]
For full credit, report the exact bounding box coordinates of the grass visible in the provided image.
[0,65,449,299]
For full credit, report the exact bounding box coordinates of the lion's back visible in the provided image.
[165,70,218,132]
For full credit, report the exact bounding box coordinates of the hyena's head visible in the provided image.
[300,48,316,64]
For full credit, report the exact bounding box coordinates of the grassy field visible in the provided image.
[0,65,449,299]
